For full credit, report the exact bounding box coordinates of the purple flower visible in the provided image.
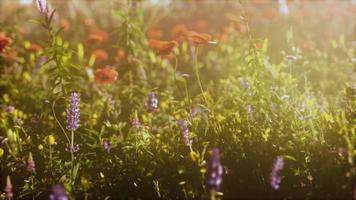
[27,152,36,173]
[177,119,192,146]
[207,148,223,192]
[5,106,14,113]
[4,176,13,199]
[102,140,112,153]
[66,92,80,132]
[35,0,48,14]
[146,92,158,112]
[49,185,68,200]
[270,156,285,190]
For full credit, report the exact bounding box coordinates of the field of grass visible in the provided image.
[0,0,355,199]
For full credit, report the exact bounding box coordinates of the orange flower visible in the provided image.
[147,27,164,39]
[171,24,188,42]
[27,43,42,53]
[0,33,12,53]
[94,67,118,84]
[148,39,178,56]
[87,30,109,44]
[92,49,108,63]
[184,31,213,45]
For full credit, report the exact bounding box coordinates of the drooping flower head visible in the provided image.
[177,119,192,147]
[49,184,68,200]
[27,152,36,173]
[35,0,48,14]
[207,147,223,193]
[66,92,80,132]
[270,156,285,190]
[4,176,13,199]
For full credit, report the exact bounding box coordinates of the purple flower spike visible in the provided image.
[177,119,192,146]
[35,0,48,14]
[146,92,158,112]
[49,184,68,200]
[66,92,80,132]
[207,148,223,192]
[5,176,13,199]
[270,156,285,190]
[27,152,36,174]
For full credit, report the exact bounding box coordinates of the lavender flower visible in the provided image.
[66,92,80,132]
[102,140,112,153]
[49,185,68,200]
[27,152,36,173]
[146,92,158,112]
[35,0,48,14]
[207,148,223,193]
[270,156,285,190]
[4,176,13,199]
[5,106,14,113]
[177,119,192,146]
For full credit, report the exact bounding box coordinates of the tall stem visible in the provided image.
[193,46,209,106]
[71,130,75,186]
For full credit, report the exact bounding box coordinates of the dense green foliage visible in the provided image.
[0,1,355,199]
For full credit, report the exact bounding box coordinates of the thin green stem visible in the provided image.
[71,130,75,186]
[193,46,209,106]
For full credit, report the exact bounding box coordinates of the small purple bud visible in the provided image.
[270,156,285,190]
[66,92,80,132]
[102,140,111,153]
[207,148,223,193]
[5,106,14,113]
[49,184,68,200]
[5,176,13,199]
[27,152,36,174]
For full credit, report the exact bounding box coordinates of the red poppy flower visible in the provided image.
[87,30,109,44]
[0,33,12,53]
[92,49,108,63]
[148,39,178,56]
[94,67,118,84]
[184,31,213,45]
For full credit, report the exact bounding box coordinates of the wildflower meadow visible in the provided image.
[0,0,355,199]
